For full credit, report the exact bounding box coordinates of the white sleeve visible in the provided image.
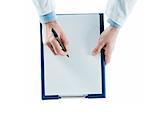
[106,0,137,26]
[32,0,55,16]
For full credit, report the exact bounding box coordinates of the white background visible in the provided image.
[0,0,148,121]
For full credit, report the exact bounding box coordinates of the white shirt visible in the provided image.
[33,0,137,27]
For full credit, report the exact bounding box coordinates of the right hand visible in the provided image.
[43,20,69,56]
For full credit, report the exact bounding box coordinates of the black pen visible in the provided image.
[51,28,69,58]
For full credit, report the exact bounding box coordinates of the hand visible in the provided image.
[43,20,69,56]
[92,26,120,64]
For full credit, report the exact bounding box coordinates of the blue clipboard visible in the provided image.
[40,13,106,100]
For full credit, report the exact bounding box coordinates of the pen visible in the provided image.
[51,28,69,58]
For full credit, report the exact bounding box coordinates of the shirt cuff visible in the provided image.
[40,12,56,24]
[107,18,121,28]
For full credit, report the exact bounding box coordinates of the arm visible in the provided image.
[33,0,69,56]
[92,0,137,64]
[106,0,137,28]
[32,0,56,23]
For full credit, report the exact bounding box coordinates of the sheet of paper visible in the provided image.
[43,14,102,96]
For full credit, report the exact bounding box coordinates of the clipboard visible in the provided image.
[40,13,106,100]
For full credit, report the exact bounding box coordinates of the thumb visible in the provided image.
[92,39,105,56]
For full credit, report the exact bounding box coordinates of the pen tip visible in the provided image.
[67,55,69,58]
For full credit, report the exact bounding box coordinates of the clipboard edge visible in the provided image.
[40,13,106,100]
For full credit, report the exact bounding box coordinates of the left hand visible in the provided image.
[92,26,120,64]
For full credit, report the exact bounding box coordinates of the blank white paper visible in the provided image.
[43,14,102,96]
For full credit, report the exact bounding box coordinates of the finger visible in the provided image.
[104,45,111,64]
[51,39,67,56]
[44,30,54,44]
[47,33,55,43]
[92,39,105,56]
[60,33,69,52]
[46,42,57,55]
[45,34,58,55]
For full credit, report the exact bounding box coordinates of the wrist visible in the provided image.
[107,18,121,29]
[44,20,58,28]
[109,25,120,32]
[40,12,56,24]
